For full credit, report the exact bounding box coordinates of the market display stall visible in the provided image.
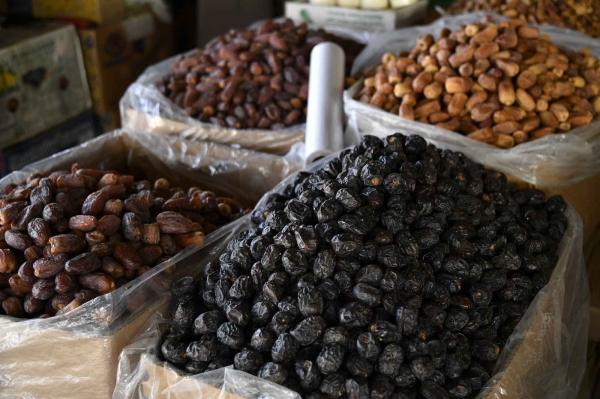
[0,3,598,398]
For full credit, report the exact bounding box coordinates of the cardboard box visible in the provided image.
[0,299,165,399]
[0,112,100,177]
[590,341,600,399]
[78,13,173,117]
[196,0,274,46]
[31,0,124,25]
[586,227,600,341]
[0,0,29,17]
[285,0,428,31]
[96,107,121,132]
[0,22,92,149]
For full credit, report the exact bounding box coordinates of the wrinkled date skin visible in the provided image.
[159,18,364,130]
[0,163,249,319]
[447,0,600,38]
[159,134,568,399]
[355,20,600,148]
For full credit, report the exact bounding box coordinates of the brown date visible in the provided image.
[24,245,44,261]
[139,245,163,266]
[156,212,197,234]
[175,231,205,248]
[65,252,102,275]
[28,218,51,246]
[5,230,34,251]
[55,192,77,217]
[100,257,125,279]
[31,278,55,300]
[23,293,45,314]
[9,274,34,294]
[81,190,109,216]
[0,249,18,273]
[49,234,86,254]
[74,289,98,302]
[97,215,120,236]
[78,273,115,294]
[2,296,25,318]
[159,234,179,255]
[11,204,43,231]
[90,242,114,258]
[56,298,84,316]
[69,215,98,232]
[142,223,160,245]
[55,272,77,294]
[30,186,53,206]
[122,212,143,242]
[52,293,75,311]
[114,243,142,270]
[18,260,37,283]
[0,201,27,225]
[33,254,69,278]
[85,231,105,247]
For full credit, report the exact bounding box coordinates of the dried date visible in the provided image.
[0,166,248,320]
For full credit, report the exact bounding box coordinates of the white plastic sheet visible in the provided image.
[345,12,600,188]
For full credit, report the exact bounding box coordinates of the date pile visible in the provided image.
[0,165,248,319]
[355,20,600,148]
[160,134,568,398]
[159,18,364,130]
[447,0,600,38]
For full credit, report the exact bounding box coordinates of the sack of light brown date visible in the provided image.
[344,13,600,189]
[0,129,299,399]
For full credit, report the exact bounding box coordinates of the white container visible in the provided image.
[337,0,361,7]
[285,0,428,32]
[360,0,389,9]
[310,0,337,5]
[390,0,416,7]
[305,43,346,164]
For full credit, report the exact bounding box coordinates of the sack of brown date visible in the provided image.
[0,129,300,399]
[345,13,600,187]
[119,19,369,156]
[112,133,588,399]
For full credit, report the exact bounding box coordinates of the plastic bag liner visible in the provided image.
[0,129,300,399]
[113,140,589,399]
[345,12,600,188]
[119,25,370,155]
[112,219,301,399]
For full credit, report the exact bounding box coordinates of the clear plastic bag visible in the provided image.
[113,138,589,399]
[0,129,300,399]
[345,12,600,188]
[120,25,370,155]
